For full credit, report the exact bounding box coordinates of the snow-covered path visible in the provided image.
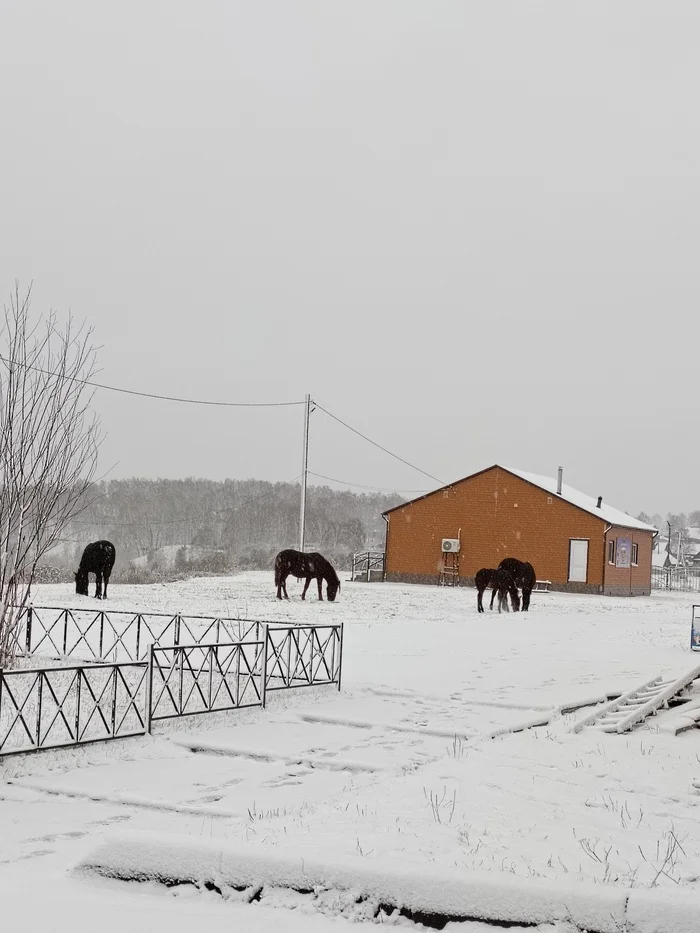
[1,574,699,930]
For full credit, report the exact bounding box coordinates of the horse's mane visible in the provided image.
[307,552,339,586]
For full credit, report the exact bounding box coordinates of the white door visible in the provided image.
[569,539,588,582]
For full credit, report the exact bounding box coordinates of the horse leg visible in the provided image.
[317,577,323,601]
[283,579,289,599]
[522,588,531,612]
[103,568,111,599]
[94,572,103,599]
[510,588,521,612]
[301,576,311,601]
[477,587,484,612]
[490,587,498,611]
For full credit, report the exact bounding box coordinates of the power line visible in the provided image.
[0,355,305,407]
[312,402,444,484]
[307,470,430,494]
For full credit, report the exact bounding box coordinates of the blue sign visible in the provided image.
[616,537,632,569]
[692,606,700,652]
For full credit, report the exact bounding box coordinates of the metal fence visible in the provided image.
[265,624,343,692]
[149,640,266,723]
[351,550,385,582]
[0,621,343,758]
[10,605,262,663]
[652,568,700,593]
[0,661,148,756]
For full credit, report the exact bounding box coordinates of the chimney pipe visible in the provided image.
[597,496,602,508]
[556,466,563,495]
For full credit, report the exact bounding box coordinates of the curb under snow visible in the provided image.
[76,831,700,932]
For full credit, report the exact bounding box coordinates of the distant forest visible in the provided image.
[48,478,405,580]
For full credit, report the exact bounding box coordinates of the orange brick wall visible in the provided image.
[385,466,653,593]
[603,526,653,596]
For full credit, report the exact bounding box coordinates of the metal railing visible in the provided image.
[351,550,385,582]
[0,661,148,756]
[265,624,343,693]
[11,605,263,663]
[1,622,343,758]
[652,567,700,593]
[148,640,266,723]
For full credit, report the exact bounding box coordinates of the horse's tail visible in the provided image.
[273,552,284,586]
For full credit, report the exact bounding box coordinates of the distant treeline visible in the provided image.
[54,478,404,574]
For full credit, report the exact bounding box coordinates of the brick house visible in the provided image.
[383,465,656,596]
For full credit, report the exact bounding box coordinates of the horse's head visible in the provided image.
[75,570,89,596]
[327,579,340,602]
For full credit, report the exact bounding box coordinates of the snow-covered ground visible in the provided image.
[1,572,700,931]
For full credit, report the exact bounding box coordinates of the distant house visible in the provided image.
[383,465,656,596]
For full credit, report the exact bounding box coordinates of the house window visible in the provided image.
[608,540,616,564]
[632,543,638,566]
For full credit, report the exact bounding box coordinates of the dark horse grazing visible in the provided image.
[75,540,116,599]
[475,567,515,613]
[274,549,340,602]
[498,557,536,612]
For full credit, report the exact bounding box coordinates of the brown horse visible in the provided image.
[498,558,536,611]
[75,540,116,599]
[475,567,515,613]
[274,549,340,601]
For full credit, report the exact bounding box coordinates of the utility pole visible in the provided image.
[298,394,311,552]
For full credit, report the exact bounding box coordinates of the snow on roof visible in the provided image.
[504,468,657,532]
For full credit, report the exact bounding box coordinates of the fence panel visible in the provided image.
[0,662,148,757]
[265,624,343,693]
[652,568,700,593]
[351,550,385,582]
[149,640,265,722]
[12,605,264,663]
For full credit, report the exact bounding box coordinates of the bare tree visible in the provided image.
[0,284,102,665]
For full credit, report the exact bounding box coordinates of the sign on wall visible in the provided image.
[692,606,700,652]
[615,537,632,569]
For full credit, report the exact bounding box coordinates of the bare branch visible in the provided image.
[0,283,103,664]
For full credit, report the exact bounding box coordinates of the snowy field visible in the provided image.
[1,572,700,932]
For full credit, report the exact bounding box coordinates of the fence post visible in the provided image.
[174,614,181,648]
[136,615,141,662]
[74,669,82,742]
[25,606,33,655]
[260,625,269,709]
[36,672,44,748]
[146,646,154,735]
[337,623,344,692]
[63,609,69,656]
[110,666,118,737]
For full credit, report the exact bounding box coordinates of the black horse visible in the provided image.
[75,540,116,599]
[274,549,340,602]
[475,567,515,613]
[498,557,536,612]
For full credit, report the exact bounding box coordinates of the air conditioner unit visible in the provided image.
[441,538,460,553]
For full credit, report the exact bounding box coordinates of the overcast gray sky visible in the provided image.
[1,1,698,516]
